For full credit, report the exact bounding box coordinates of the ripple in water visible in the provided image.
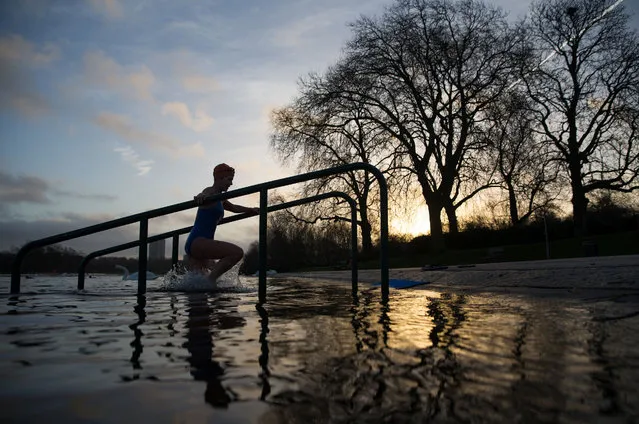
[158,262,256,293]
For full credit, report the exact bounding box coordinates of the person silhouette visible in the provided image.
[184,163,259,286]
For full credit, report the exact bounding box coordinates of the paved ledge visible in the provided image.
[277,254,639,296]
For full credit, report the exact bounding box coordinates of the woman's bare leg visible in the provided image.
[184,254,207,273]
[189,238,244,285]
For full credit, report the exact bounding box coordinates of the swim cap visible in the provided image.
[213,163,235,180]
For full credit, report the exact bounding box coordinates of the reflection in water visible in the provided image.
[4,277,637,423]
[129,295,145,370]
[256,304,271,401]
[588,321,620,416]
[427,293,467,349]
[258,284,638,423]
[350,290,390,352]
[262,289,472,422]
[182,293,246,408]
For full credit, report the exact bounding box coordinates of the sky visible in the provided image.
[1,0,637,259]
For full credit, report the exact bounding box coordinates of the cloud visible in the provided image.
[88,0,124,19]
[0,171,51,204]
[0,34,59,117]
[0,170,118,205]
[0,34,60,66]
[95,111,206,157]
[114,145,154,176]
[161,101,215,132]
[181,75,219,93]
[167,55,220,92]
[0,213,139,254]
[0,75,50,116]
[83,50,155,101]
[52,190,118,201]
[174,142,207,158]
[95,112,177,149]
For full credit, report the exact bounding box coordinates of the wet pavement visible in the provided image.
[271,255,639,423]
[2,256,638,423]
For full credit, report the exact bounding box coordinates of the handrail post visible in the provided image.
[138,219,148,294]
[171,234,179,267]
[380,180,389,302]
[258,188,268,303]
[10,245,30,294]
[78,256,89,290]
[350,202,358,296]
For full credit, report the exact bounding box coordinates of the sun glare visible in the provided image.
[390,204,431,237]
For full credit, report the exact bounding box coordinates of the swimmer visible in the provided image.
[184,163,259,286]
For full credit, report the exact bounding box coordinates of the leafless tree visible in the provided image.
[522,0,639,236]
[313,0,522,249]
[485,92,564,225]
[270,82,395,255]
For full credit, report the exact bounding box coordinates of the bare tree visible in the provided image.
[485,92,563,225]
[523,0,639,236]
[270,85,395,255]
[313,0,521,249]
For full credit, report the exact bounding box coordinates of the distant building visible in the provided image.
[149,239,166,260]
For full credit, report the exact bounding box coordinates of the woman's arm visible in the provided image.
[223,200,259,215]
[194,186,217,205]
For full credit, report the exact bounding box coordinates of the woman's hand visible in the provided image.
[194,192,207,205]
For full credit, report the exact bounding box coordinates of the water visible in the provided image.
[1,272,638,423]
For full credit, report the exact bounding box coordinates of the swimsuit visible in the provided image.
[185,201,225,256]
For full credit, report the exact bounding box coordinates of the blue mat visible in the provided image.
[371,279,430,289]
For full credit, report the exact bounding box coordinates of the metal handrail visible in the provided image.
[78,191,359,295]
[10,162,389,301]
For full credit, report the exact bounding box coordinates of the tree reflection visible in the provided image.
[261,290,470,422]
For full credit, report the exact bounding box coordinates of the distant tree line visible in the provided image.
[240,211,353,274]
[239,193,638,274]
[0,244,176,275]
[270,0,639,252]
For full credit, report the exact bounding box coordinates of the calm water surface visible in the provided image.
[1,274,637,423]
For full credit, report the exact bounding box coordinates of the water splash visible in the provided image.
[158,261,255,293]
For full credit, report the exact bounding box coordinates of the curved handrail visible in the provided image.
[10,162,389,300]
[78,191,359,293]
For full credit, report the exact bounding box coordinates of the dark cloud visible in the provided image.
[0,214,143,256]
[52,189,117,201]
[0,170,117,205]
[0,210,202,257]
[0,171,51,203]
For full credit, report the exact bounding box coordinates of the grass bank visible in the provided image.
[355,230,638,269]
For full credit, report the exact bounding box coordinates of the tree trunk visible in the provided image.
[444,202,459,234]
[570,173,588,237]
[507,181,519,226]
[357,196,373,256]
[426,199,445,252]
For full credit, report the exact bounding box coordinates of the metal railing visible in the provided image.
[10,163,389,301]
[78,191,359,294]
